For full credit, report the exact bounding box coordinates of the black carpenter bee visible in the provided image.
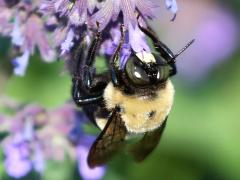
[71,23,194,168]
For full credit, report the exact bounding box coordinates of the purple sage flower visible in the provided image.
[68,111,106,179]
[0,0,179,75]
[90,0,160,30]
[0,102,106,178]
[12,49,30,76]
[0,0,56,76]
[3,136,32,178]
[1,104,46,178]
[165,0,178,21]
[77,136,106,180]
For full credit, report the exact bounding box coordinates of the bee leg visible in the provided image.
[109,24,125,87]
[138,23,178,76]
[72,72,110,106]
[138,23,175,64]
[85,22,102,67]
[72,86,103,106]
[81,23,110,93]
[72,23,109,106]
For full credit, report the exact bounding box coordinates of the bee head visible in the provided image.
[125,51,172,87]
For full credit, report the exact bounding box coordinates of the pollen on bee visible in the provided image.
[136,51,156,63]
[68,2,74,10]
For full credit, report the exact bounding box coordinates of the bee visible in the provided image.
[71,23,194,168]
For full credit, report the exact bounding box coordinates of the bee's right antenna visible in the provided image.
[173,39,195,59]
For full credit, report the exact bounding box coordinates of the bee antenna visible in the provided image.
[174,39,195,59]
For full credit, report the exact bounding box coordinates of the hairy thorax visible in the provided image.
[102,80,175,134]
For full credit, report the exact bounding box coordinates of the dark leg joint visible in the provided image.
[74,95,103,106]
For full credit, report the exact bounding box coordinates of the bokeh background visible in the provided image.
[0,0,240,179]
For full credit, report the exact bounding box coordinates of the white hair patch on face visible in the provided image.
[136,51,156,63]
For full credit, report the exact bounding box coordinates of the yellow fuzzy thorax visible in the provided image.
[103,80,175,134]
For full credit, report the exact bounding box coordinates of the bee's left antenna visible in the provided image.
[174,39,195,59]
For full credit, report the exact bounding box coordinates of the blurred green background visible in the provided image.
[0,0,240,179]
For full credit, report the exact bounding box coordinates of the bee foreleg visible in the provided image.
[109,24,125,87]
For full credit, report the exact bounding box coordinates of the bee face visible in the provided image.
[125,52,171,87]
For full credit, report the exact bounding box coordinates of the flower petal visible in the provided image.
[165,0,178,21]
[12,49,30,76]
[91,0,114,30]
[3,139,31,178]
[135,0,160,19]
[33,144,45,174]
[11,17,24,46]
[77,139,106,180]
[60,28,75,55]
[121,0,137,27]
[128,24,150,52]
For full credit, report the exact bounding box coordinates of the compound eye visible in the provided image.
[157,66,170,81]
[126,59,150,86]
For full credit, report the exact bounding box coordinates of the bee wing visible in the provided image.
[129,117,168,162]
[87,106,127,168]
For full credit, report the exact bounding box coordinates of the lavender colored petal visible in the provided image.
[12,49,30,76]
[0,114,4,124]
[165,0,178,13]
[3,139,31,178]
[25,15,56,62]
[128,24,150,52]
[61,28,75,55]
[19,142,30,158]
[22,118,34,141]
[68,111,87,144]
[55,0,71,17]
[0,9,13,35]
[135,0,160,19]
[0,0,5,6]
[33,144,45,174]
[24,15,36,54]
[69,6,82,26]
[77,136,106,180]
[11,17,24,46]
[112,0,121,21]
[53,26,68,47]
[120,44,131,69]
[91,0,114,30]
[3,138,24,158]
[165,0,178,21]
[100,26,121,55]
[110,25,121,44]
[120,0,137,27]
[39,0,56,14]
[4,157,31,178]
[87,0,99,14]
[100,39,117,55]
[22,104,45,118]
[77,0,87,16]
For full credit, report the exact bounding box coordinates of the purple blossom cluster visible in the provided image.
[0,103,105,179]
[0,0,179,178]
[0,0,178,76]
[0,0,56,76]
